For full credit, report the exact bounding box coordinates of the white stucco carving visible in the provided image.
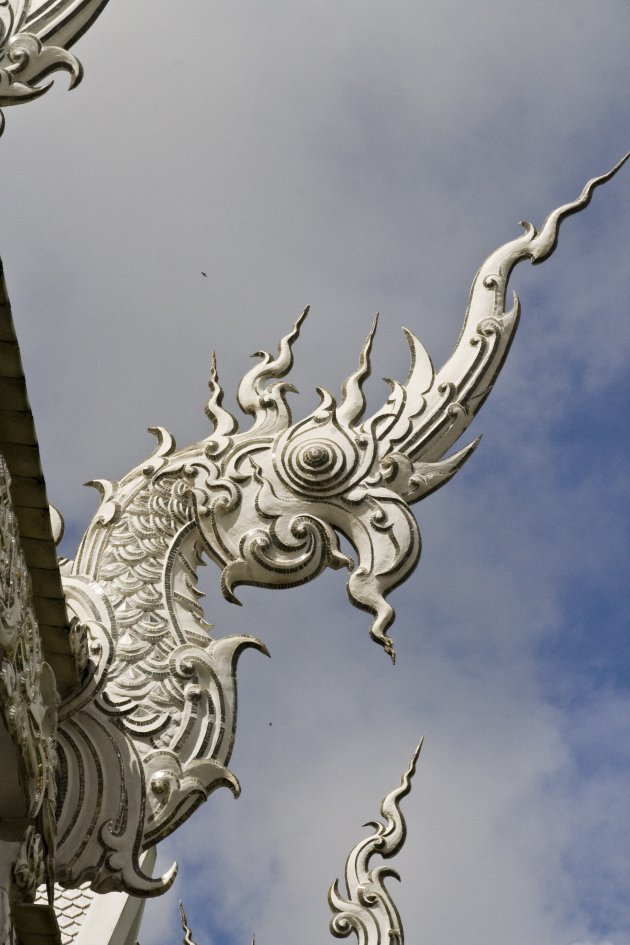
[330,743,421,945]
[44,157,628,924]
[0,0,111,133]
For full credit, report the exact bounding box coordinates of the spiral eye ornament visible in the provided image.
[287,437,345,492]
[301,445,330,469]
[273,413,376,499]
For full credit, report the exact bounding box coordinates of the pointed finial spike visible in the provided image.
[205,349,238,442]
[236,307,310,429]
[408,737,424,778]
[338,314,379,427]
[179,901,197,945]
[531,152,630,264]
[401,326,435,392]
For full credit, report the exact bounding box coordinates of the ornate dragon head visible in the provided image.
[176,155,629,661]
[191,311,474,663]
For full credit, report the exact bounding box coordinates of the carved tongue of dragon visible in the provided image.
[55,156,627,897]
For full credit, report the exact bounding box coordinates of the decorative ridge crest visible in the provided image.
[179,901,199,945]
[329,742,422,945]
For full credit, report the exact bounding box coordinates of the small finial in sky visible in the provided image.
[179,901,198,945]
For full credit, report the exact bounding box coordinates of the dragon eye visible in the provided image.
[274,426,370,498]
[273,404,377,499]
[301,445,331,469]
[289,438,343,488]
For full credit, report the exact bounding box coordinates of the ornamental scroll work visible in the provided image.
[0,454,59,901]
[0,0,111,133]
[47,158,628,901]
[177,744,422,945]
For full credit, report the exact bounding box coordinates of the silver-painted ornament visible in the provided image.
[45,156,627,902]
[0,0,110,133]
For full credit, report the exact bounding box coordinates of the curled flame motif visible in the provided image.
[0,0,111,133]
[329,742,422,945]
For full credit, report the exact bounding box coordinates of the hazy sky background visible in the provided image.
[2,2,629,944]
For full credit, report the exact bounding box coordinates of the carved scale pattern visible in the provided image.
[37,884,95,945]
[95,471,211,742]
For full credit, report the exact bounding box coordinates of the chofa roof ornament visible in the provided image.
[1,141,626,937]
[42,156,626,903]
[0,0,111,133]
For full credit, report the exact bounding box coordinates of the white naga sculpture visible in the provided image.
[51,158,627,907]
[0,7,628,943]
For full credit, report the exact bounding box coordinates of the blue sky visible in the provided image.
[1,2,629,944]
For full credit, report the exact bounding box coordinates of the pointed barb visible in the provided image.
[401,437,481,503]
[401,327,434,393]
[329,743,423,945]
[338,314,378,428]
[141,426,178,477]
[84,479,120,526]
[205,351,238,444]
[385,739,423,815]
[531,152,630,264]
[359,326,435,457]
[179,900,198,945]
[268,305,309,379]
[237,307,309,431]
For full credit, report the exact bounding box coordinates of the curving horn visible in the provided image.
[364,153,630,468]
